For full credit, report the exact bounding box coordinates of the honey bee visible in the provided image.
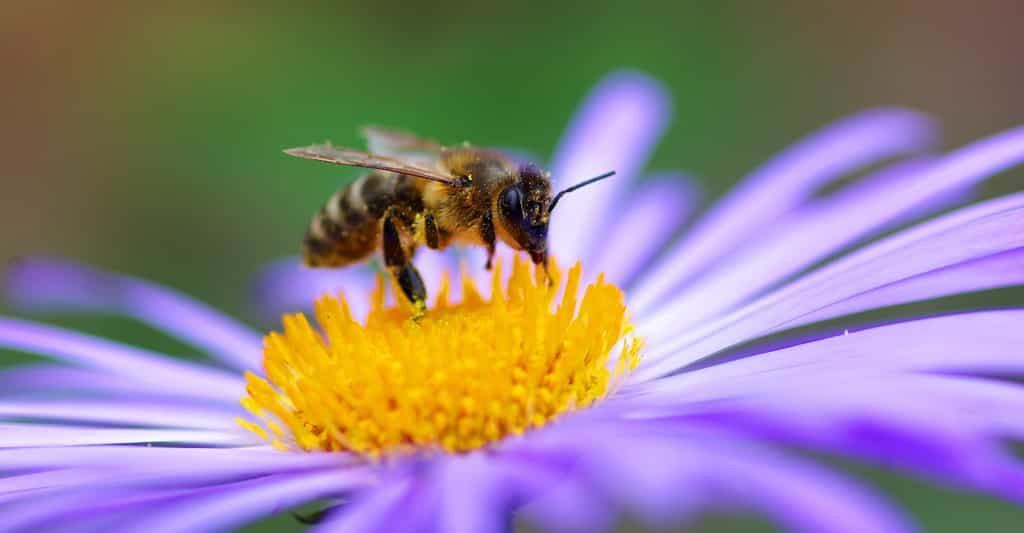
[285,127,614,315]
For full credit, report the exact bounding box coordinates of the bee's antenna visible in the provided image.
[548,171,616,214]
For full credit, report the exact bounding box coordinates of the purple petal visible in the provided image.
[0,399,240,430]
[0,364,153,396]
[637,310,1024,398]
[629,109,938,314]
[549,71,671,266]
[516,472,612,533]
[5,258,262,371]
[0,445,354,473]
[636,377,1024,503]
[251,256,376,324]
[117,469,368,533]
[437,454,510,533]
[1,469,117,500]
[0,317,243,402]
[591,173,701,287]
[0,364,237,405]
[697,439,916,533]
[637,125,1024,330]
[310,477,415,533]
[0,424,255,448]
[789,247,1024,327]
[637,191,1024,378]
[511,422,913,533]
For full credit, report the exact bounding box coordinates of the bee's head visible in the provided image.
[497,164,551,265]
[497,164,616,267]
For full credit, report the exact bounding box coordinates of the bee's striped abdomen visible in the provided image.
[303,172,397,267]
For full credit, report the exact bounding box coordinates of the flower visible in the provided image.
[3,71,1024,532]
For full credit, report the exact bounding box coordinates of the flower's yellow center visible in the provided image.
[237,256,641,458]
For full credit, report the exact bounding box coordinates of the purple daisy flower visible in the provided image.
[3,71,1024,533]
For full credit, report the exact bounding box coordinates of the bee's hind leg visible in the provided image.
[383,213,427,318]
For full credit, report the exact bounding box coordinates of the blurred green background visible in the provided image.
[2,1,1023,531]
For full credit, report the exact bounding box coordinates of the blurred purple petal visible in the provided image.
[251,256,376,324]
[5,258,262,371]
[311,478,415,533]
[0,445,354,475]
[639,377,1024,503]
[638,191,1024,378]
[513,423,913,533]
[549,71,671,266]
[437,455,510,533]
[0,317,243,402]
[630,108,938,314]
[0,424,254,448]
[638,125,1024,329]
[0,364,154,397]
[0,399,239,430]
[118,469,366,533]
[515,464,612,533]
[0,364,244,407]
[591,173,701,287]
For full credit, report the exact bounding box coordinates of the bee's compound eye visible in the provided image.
[500,186,525,225]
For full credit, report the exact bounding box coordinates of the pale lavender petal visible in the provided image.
[5,258,262,370]
[0,469,117,498]
[697,440,916,533]
[310,478,415,533]
[0,487,190,533]
[120,469,368,533]
[629,109,938,314]
[635,159,935,328]
[0,317,243,402]
[638,125,1024,330]
[0,364,240,407]
[637,310,1024,396]
[631,376,1024,503]
[517,471,612,533]
[791,247,1024,327]
[636,191,1024,379]
[511,422,913,533]
[437,454,509,533]
[549,71,671,265]
[0,445,354,474]
[251,256,376,323]
[590,173,701,287]
[0,399,239,430]
[0,424,255,448]
[0,364,150,397]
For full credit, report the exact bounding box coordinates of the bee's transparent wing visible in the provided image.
[284,143,460,186]
[361,126,445,157]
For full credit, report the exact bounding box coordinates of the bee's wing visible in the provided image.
[284,144,460,186]
[361,126,445,156]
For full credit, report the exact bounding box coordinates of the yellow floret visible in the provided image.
[239,256,641,457]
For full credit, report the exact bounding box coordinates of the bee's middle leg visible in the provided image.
[383,211,426,317]
[480,210,496,270]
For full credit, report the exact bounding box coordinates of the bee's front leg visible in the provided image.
[481,210,496,270]
[383,211,426,318]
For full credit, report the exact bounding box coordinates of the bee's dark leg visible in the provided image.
[424,213,441,250]
[481,210,496,270]
[383,212,427,317]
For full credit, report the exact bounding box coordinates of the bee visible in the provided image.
[284,127,614,315]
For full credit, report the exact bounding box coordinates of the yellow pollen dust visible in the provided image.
[238,256,642,458]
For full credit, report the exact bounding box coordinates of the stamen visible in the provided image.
[239,256,641,458]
